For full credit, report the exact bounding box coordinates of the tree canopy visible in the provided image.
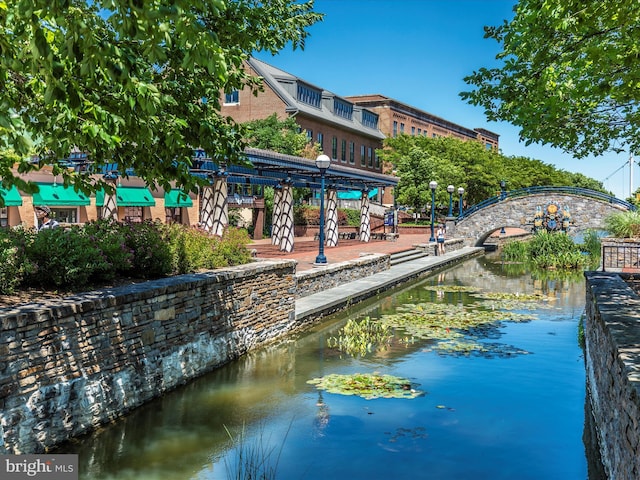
[461,0,640,159]
[243,113,320,158]
[0,0,322,201]
[378,135,605,212]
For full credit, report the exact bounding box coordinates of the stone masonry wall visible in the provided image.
[0,260,297,455]
[584,272,640,480]
[295,253,390,298]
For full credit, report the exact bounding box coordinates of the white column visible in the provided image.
[279,183,295,252]
[326,188,339,247]
[211,174,229,237]
[102,178,118,220]
[359,191,371,242]
[272,186,283,245]
[200,184,215,233]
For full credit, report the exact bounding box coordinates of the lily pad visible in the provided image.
[307,373,424,400]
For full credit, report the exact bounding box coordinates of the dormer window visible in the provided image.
[334,99,353,120]
[362,110,378,129]
[297,83,321,108]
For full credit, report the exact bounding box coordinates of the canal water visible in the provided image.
[62,255,594,479]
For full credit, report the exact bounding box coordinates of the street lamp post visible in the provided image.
[429,180,437,242]
[457,187,465,216]
[499,180,507,233]
[315,154,331,264]
[447,184,455,217]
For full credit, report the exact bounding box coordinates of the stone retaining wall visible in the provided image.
[413,238,464,256]
[295,253,390,298]
[584,272,640,480]
[0,260,297,454]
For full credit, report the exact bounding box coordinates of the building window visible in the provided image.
[349,142,355,164]
[0,207,7,227]
[418,128,422,135]
[51,207,78,223]
[297,83,322,108]
[224,90,239,104]
[393,121,398,137]
[334,99,353,120]
[362,110,378,129]
[306,130,313,142]
[375,152,380,169]
[486,143,493,150]
[360,145,366,166]
[317,132,324,151]
[368,147,373,167]
[166,207,183,224]
[123,206,143,223]
[341,139,347,162]
[331,136,338,160]
[400,123,405,134]
[411,127,415,136]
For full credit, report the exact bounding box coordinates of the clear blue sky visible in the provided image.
[254,0,636,199]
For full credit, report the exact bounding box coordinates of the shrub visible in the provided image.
[502,231,592,270]
[0,228,35,294]
[81,218,133,280]
[210,227,252,268]
[604,210,640,238]
[24,226,111,289]
[119,220,173,278]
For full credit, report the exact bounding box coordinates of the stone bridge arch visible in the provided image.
[453,189,633,247]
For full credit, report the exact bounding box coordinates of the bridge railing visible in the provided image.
[457,186,636,223]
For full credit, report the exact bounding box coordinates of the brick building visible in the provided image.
[345,94,499,150]
[221,57,386,177]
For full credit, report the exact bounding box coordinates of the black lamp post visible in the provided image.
[429,180,437,242]
[447,184,455,217]
[499,180,506,233]
[315,154,331,264]
[458,187,465,216]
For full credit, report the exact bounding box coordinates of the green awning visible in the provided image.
[0,186,23,206]
[33,184,90,206]
[96,187,156,207]
[164,190,193,208]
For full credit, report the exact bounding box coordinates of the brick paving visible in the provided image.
[250,233,429,271]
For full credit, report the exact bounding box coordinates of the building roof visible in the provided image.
[247,58,386,140]
[192,147,398,191]
[346,94,500,141]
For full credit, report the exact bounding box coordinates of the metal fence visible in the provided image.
[601,243,640,272]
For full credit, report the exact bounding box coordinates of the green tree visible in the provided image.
[0,0,322,203]
[244,114,320,158]
[378,135,605,210]
[461,0,640,159]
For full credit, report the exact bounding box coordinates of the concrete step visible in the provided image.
[390,249,429,266]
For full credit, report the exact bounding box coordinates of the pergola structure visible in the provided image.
[192,148,399,252]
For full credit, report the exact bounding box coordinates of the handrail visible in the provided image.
[456,186,636,223]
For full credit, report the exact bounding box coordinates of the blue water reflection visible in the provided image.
[63,255,594,480]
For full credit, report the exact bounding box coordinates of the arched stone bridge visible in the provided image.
[453,187,635,247]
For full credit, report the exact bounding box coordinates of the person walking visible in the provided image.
[436,224,446,255]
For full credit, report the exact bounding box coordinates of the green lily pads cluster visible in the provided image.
[312,283,548,399]
[307,373,424,400]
